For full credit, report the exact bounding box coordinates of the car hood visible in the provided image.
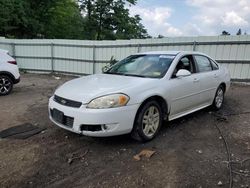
[55,74,154,103]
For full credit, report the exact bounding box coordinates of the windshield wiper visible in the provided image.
[122,74,147,78]
[104,72,122,75]
[104,72,147,78]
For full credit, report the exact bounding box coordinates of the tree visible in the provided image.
[44,0,84,39]
[79,0,150,40]
[0,0,150,40]
[236,28,242,35]
[157,34,164,38]
[0,0,30,38]
[79,0,98,39]
[221,30,230,35]
[0,0,84,39]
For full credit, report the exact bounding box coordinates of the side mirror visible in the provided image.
[176,69,191,78]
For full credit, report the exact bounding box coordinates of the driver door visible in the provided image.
[168,55,201,120]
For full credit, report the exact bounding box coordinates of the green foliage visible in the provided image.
[0,0,29,38]
[0,0,150,40]
[0,0,84,39]
[236,28,242,35]
[221,30,230,36]
[45,0,84,39]
[157,34,164,38]
[78,0,150,40]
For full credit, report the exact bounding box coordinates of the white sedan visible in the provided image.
[49,51,230,141]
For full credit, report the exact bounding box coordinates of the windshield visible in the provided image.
[105,54,175,78]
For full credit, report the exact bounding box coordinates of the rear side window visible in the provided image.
[194,55,212,72]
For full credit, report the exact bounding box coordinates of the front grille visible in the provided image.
[64,116,74,127]
[54,95,82,108]
[50,109,74,128]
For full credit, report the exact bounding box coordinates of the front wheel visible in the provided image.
[212,85,225,110]
[0,75,13,96]
[131,100,163,142]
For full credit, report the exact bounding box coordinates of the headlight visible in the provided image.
[87,94,129,109]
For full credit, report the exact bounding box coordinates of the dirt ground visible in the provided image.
[0,73,250,188]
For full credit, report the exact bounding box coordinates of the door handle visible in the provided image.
[214,74,218,78]
[193,78,199,82]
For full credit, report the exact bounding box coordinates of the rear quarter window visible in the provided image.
[210,59,219,70]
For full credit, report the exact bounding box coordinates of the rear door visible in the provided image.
[193,55,219,105]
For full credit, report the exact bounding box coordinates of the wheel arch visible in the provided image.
[220,82,226,91]
[131,95,168,141]
[135,95,169,122]
[0,71,15,83]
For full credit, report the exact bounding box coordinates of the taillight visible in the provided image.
[8,61,17,65]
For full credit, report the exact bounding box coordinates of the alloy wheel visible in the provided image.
[0,77,12,95]
[142,106,160,137]
[215,88,224,109]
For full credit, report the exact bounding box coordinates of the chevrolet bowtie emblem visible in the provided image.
[61,99,67,104]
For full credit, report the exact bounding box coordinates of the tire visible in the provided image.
[212,85,225,110]
[0,75,13,96]
[131,100,163,142]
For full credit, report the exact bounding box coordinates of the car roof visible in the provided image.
[136,51,207,56]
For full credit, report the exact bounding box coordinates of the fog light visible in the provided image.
[101,123,118,131]
[102,124,109,130]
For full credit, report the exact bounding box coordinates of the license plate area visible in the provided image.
[51,108,74,128]
[52,109,64,124]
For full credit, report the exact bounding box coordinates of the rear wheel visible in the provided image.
[212,85,224,110]
[0,75,13,96]
[131,100,163,142]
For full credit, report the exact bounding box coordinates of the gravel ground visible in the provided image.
[0,73,249,188]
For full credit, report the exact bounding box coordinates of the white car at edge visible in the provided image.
[0,49,20,95]
[49,51,230,141]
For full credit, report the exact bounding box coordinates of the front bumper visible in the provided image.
[48,97,140,137]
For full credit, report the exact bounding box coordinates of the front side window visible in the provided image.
[106,54,175,78]
[172,55,195,78]
[194,55,212,72]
